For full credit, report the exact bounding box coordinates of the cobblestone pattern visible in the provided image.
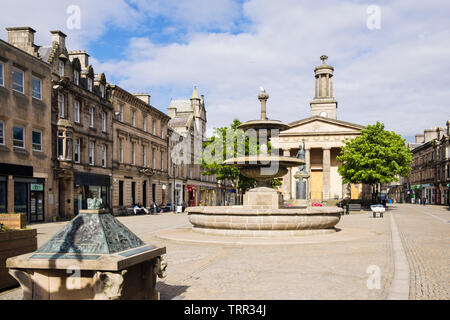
[395,205,449,300]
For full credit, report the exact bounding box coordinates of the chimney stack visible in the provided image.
[134,93,150,105]
[68,50,90,69]
[6,27,38,56]
[415,134,425,144]
[50,30,67,49]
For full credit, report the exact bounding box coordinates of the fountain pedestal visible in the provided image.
[6,209,167,300]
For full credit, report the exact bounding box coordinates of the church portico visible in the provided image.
[273,56,367,204]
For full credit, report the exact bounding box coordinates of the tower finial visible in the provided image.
[258,87,269,120]
[320,54,328,64]
[191,86,200,100]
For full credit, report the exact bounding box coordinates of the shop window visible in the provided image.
[14,182,28,213]
[12,68,24,93]
[32,129,42,151]
[13,125,24,148]
[0,177,6,213]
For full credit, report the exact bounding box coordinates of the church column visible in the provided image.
[322,147,331,201]
[305,148,311,200]
[282,148,292,200]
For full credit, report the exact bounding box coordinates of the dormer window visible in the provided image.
[87,77,93,92]
[58,60,65,77]
[100,84,105,98]
[74,70,80,85]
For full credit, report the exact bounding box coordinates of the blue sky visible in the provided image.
[1,0,449,141]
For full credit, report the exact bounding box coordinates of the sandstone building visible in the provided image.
[168,87,235,206]
[109,86,171,214]
[0,28,54,222]
[400,123,450,205]
[275,56,370,204]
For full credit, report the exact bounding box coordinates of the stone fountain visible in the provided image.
[186,89,343,237]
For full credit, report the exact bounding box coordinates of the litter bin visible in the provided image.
[388,198,392,204]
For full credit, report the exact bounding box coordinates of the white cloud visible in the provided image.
[2,0,449,140]
[0,0,142,49]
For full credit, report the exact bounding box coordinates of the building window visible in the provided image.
[12,68,24,93]
[13,125,24,148]
[89,106,94,128]
[102,144,107,168]
[0,62,4,86]
[152,119,156,135]
[66,132,73,160]
[131,142,135,165]
[102,111,106,132]
[119,138,124,163]
[32,76,42,100]
[100,84,105,98]
[0,121,4,145]
[143,116,147,132]
[58,60,65,77]
[152,148,156,168]
[74,138,80,163]
[89,141,95,165]
[74,70,80,85]
[87,77,93,92]
[119,105,123,122]
[57,131,64,159]
[142,145,146,167]
[59,94,65,118]
[131,110,136,127]
[32,129,42,151]
[74,100,80,123]
[161,151,164,170]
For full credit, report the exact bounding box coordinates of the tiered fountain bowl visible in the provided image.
[186,89,342,237]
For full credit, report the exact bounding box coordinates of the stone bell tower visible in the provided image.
[310,55,338,119]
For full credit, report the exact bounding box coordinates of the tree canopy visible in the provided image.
[337,121,412,186]
[201,119,281,194]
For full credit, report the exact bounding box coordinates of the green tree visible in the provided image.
[337,121,412,203]
[201,119,281,201]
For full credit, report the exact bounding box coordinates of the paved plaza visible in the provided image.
[0,204,448,300]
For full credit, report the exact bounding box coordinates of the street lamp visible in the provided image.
[173,163,176,213]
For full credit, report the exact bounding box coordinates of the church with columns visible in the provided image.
[275,56,370,204]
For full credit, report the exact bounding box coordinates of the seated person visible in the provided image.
[139,203,149,214]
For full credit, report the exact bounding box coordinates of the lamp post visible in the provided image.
[173,163,176,213]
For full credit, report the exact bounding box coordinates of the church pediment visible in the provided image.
[281,116,364,136]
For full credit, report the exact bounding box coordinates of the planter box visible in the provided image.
[0,214,27,230]
[0,229,37,290]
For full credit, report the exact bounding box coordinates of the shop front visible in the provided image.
[174,181,183,207]
[0,163,45,222]
[187,185,198,207]
[199,187,217,206]
[73,172,110,215]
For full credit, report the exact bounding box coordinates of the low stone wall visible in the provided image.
[0,229,37,290]
[0,214,27,229]
[186,206,342,236]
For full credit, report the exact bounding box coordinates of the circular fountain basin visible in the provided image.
[186,206,342,237]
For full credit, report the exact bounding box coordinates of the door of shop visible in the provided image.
[30,190,44,222]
